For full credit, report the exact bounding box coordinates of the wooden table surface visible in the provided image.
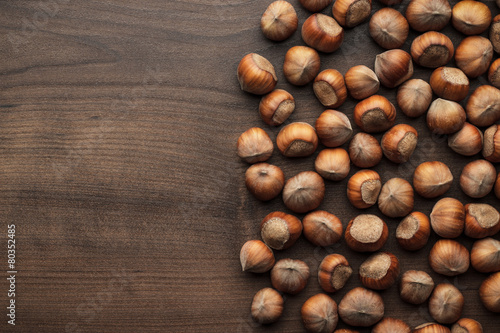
[1,0,500,332]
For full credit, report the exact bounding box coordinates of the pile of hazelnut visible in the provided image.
[236,0,500,332]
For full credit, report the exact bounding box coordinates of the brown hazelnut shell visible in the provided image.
[318,254,353,293]
[302,210,343,247]
[259,89,295,126]
[277,122,318,157]
[429,239,470,276]
[302,13,344,53]
[396,212,431,251]
[345,214,388,252]
[260,211,303,250]
[464,203,500,239]
[353,95,396,133]
[359,251,400,290]
[381,124,418,164]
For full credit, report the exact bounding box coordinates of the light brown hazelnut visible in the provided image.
[283,171,325,213]
[260,211,302,250]
[411,31,454,68]
[413,323,451,333]
[301,294,339,333]
[374,49,413,88]
[318,254,353,293]
[381,124,418,164]
[471,238,500,273]
[353,95,396,133]
[347,169,382,209]
[303,210,343,247]
[455,36,493,79]
[399,270,435,305]
[397,79,432,118]
[464,203,500,239]
[479,272,500,313]
[372,317,410,333]
[451,318,484,333]
[452,1,491,36]
[466,85,500,128]
[333,0,371,28]
[483,124,500,163]
[240,240,275,273]
[448,122,483,157]
[359,252,400,290]
[429,283,464,324]
[348,133,382,168]
[261,1,298,42]
[378,178,414,218]
[271,258,310,294]
[460,160,496,198]
[315,110,352,147]
[245,163,285,201]
[491,15,500,54]
[413,161,453,198]
[429,239,470,276]
[344,65,380,100]
[488,58,500,89]
[369,8,409,49]
[302,13,344,53]
[405,0,451,32]
[429,67,469,102]
[251,287,284,324]
[396,212,431,251]
[315,148,350,181]
[237,127,274,164]
[338,287,384,327]
[237,53,277,95]
[283,46,321,86]
[299,0,332,12]
[313,69,347,109]
[427,98,466,135]
[345,214,388,252]
[277,122,318,157]
[430,197,465,239]
[259,89,295,126]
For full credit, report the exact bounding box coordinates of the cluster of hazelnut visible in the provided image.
[236,0,500,332]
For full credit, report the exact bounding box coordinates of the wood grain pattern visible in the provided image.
[1,0,499,332]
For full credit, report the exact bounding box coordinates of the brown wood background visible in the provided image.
[1,0,499,332]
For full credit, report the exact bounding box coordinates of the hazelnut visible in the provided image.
[245,163,285,201]
[283,46,321,86]
[429,67,469,102]
[378,178,414,218]
[314,148,350,182]
[260,1,298,42]
[381,124,418,164]
[259,89,295,126]
[479,272,500,312]
[451,318,484,333]
[301,294,339,333]
[427,98,466,135]
[237,127,274,164]
[452,0,491,36]
[430,197,465,239]
[399,270,435,305]
[348,133,383,168]
[491,15,500,54]
[496,173,500,199]
[429,239,470,276]
[397,79,432,118]
[283,171,325,213]
[359,252,400,290]
[303,210,343,247]
[271,258,310,294]
[464,203,500,239]
[353,95,396,133]
[428,283,464,324]
[483,124,500,163]
[372,318,411,333]
[405,0,451,32]
[299,0,332,12]
[345,214,388,252]
[448,122,483,157]
[251,287,284,324]
[413,323,451,333]
[396,212,431,251]
[237,53,277,95]
[471,237,500,273]
[374,49,414,88]
[240,240,275,273]
[333,0,371,28]
[338,287,384,327]
[460,160,496,198]
[260,211,303,250]
[318,254,353,293]
[466,85,500,128]
[488,58,500,89]
[455,36,493,79]
[344,65,380,100]
[369,8,409,49]
[276,122,318,157]
[347,169,382,209]
[410,31,454,68]
[315,110,352,147]
[313,69,347,109]
[413,161,453,198]
[301,13,344,53]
